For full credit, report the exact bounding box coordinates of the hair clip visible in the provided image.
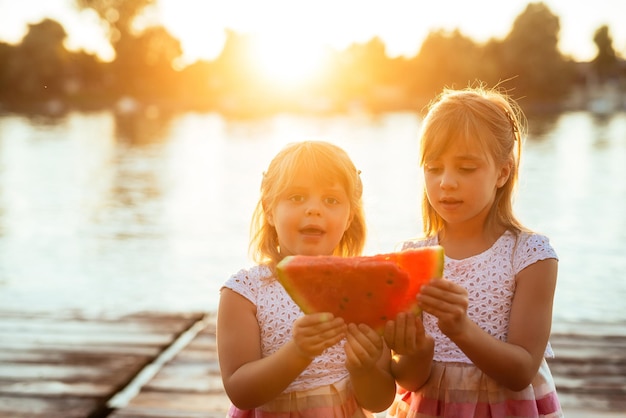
[504,110,518,135]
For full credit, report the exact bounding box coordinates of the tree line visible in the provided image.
[0,0,623,117]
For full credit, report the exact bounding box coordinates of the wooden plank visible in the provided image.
[0,380,111,397]
[0,317,189,335]
[111,320,626,417]
[0,341,161,356]
[0,313,203,348]
[0,312,204,418]
[0,395,101,418]
[548,327,626,415]
[1,312,624,417]
[551,321,626,337]
[143,363,224,393]
[110,314,228,417]
[110,392,231,417]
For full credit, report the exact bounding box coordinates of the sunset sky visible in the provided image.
[0,0,624,68]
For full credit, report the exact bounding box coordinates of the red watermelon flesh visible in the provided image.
[275,246,444,333]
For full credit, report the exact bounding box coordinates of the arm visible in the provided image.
[419,258,558,391]
[217,288,347,409]
[383,312,434,391]
[344,323,396,413]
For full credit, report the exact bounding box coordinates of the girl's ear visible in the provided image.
[496,161,512,188]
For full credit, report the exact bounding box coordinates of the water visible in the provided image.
[0,110,625,325]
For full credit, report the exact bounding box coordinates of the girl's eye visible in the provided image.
[459,166,477,172]
[288,194,305,202]
[324,197,340,205]
[425,165,442,174]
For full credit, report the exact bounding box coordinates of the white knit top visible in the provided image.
[223,265,349,392]
[402,230,557,363]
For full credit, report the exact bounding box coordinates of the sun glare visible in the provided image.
[250,35,328,89]
[157,0,331,88]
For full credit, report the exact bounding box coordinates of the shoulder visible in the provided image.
[512,231,558,273]
[222,265,273,304]
[514,231,557,258]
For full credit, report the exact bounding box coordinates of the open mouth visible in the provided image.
[300,226,325,235]
[439,198,462,209]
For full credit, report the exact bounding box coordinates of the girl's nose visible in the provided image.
[440,171,457,189]
[305,205,321,216]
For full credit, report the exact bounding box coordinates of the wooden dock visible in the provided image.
[0,312,624,417]
[0,311,209,418]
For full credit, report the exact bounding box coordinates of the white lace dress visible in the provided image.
[222,265,373,417]
[387,231,563,418]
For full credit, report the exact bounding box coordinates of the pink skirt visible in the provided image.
[387,359,562,418]
[227,377,376,418]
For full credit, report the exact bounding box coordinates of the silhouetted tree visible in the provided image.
[210,30,256,92]
[329,37,397,109]
[0,1,612,114]
[74,0,155,45]
[5,19,70,99]
[592,25,619,82]
[65,50,111,106]
[74,0,185,101]
[0,42,13,98]
[178,60,219,109]
[497,2,575,103]
[113,26,183,100]
[410,29,484,101]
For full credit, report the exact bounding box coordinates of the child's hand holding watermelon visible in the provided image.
[291,313,347,359]
[383,312,434,357]
[344,322,394,404]
[345,323,385,372]
[383,311,435,392]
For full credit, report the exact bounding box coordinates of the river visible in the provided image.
[0,109,624,326]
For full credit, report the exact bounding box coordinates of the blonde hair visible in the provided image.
[419,85,527,237]
[249,141,366,268]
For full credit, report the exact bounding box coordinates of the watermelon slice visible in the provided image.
[275,246,444,333]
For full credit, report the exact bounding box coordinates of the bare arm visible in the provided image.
[217,288,347,409]
[344,323,396,412]
[383,312,434,391]
[419,259,558,391]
